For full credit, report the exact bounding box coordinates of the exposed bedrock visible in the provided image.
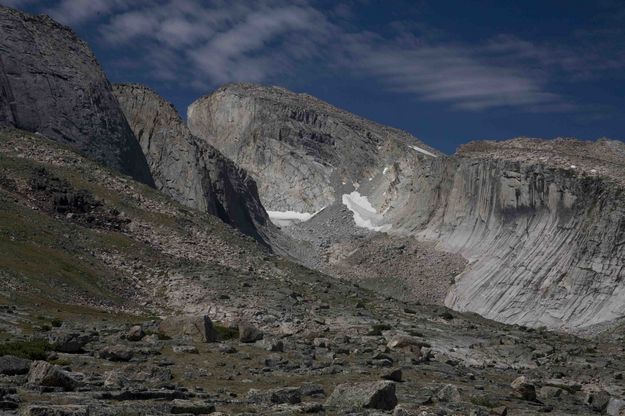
[187,83,440,213]
[188,83,625,333]
[0,6,153,185]
[113,83,271,244]
[384,150,625,332]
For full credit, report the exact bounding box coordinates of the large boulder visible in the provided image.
[325,381,397,410]
[48,332,91,353]
[27,361,79,391]
[0,355,31,375]
[113,83,271,244]
[0,6,153,185]
[238,324,263,343]
[159,315,217,343]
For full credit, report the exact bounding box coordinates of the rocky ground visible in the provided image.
[279,204,466,306]
[1,128,625,415]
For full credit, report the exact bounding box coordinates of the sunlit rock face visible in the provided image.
[187,83,439,213]
[387,140,625,332]
[190,83,625,333]
[113,83,271,244]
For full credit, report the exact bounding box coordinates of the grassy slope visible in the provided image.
[0,127,270,326]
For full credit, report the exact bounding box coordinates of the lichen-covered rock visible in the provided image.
[113,83,270,243]
[27,361,79,391]
[0,6,153,185]
[510,376,537,401]
[159,315,217,343]
[48,332,91,353]
[325,381,397,410]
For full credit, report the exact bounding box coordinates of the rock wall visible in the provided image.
[189,83,625,333]
[188,83,439,213]
[0,6,153,185]
[113,84,271,244]
[383,149,625,332]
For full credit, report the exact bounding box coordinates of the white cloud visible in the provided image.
[12,0,623,113]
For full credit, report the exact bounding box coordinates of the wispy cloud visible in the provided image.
[341,37,568,111]
[7,0,625,113]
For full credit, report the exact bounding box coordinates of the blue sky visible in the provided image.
[3,0,625,153]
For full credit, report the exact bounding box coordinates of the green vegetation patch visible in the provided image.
[213,322,239,340]
[0,339,51,360]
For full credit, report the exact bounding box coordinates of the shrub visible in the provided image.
[213,322,239,340]
[0,339,51,360]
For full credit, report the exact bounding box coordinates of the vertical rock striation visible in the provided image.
[189,83,625,333]
[384,139,625,331]
[0,6,153,185]
[113,84,270,244]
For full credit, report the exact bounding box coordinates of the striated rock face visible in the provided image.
[187,83,439,213]
[384,139,625,332]
[384,140,625,332]
[190,83,625,333]
[0,6,153,185]
[113,84,270,243]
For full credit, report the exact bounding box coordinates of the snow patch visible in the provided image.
[267,208,324,227]
[383,166,389,175]
[409,145,437,157]
[342,191,391,232]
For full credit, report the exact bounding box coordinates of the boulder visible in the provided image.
[97,346,133,362]
[48,332,91,353]
[510,376,537,402]
[326,381,397,410]
[586,390,611,413]
[0,355,31,375]
[126,325,145,342]
[437,384,461,403]
[27,361,79,391]
[247,387,302,405]
[159,315,217,343]
[382,368,403,382]
[170,399,216,415]
[239,324,263,343]
[607,398,625,416]
[387,335,423,350]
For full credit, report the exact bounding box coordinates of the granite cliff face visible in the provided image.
[113,84,270,243]
[189,84,625,333]
[188,83,440,214]
[0,6,153,185]
[383,139,625,332]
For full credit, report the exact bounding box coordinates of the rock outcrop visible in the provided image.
[189,83,625,333]
[113,83,270,243]
[188,83,439,214]
[393,139,625,332]
[0,6,153,185]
